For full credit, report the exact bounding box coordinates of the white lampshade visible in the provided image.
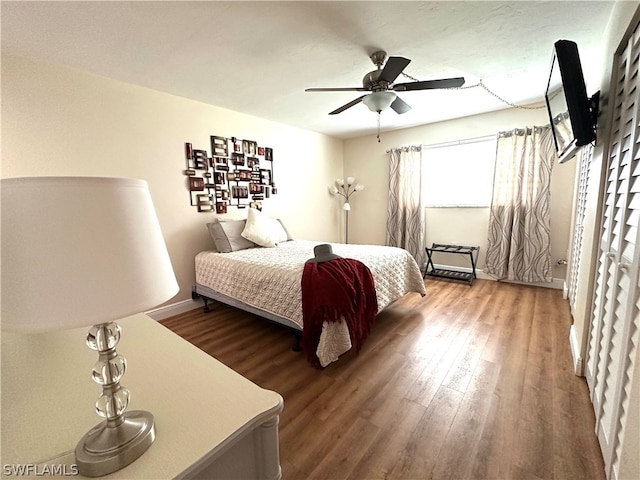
[362,91,397,112]
[343,202,351,211]
[346,176,355,185]
[355,183,365,191]
[1,177,179,333]
[336,178,344,186]
[328,185,338,195]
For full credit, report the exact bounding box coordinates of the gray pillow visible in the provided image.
[278,219,294,241]
[206,220,257,253]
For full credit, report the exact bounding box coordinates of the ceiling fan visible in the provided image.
[305,50,465,115]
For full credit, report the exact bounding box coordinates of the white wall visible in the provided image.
[1,55,344,308]
[343,106,577,282]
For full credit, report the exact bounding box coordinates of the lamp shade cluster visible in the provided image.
[328,176,364,244]
[328,176,364,210]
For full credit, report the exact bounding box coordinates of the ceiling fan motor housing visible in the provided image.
[363,70,386,91]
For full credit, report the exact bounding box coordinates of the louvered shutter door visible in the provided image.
[568,143,593,311]
[585,24,640,480]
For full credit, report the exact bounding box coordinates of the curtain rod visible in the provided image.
[386,134,496,154]
[423,134,496,150]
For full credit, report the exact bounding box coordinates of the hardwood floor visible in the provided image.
[160,279,606,480]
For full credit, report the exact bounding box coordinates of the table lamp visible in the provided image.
[1,177,179,477]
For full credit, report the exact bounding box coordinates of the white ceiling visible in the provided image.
[1,1,618,139]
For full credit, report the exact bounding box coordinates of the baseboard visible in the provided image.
[431,263,564,289]
[158,266,563,320]
[146,298,201,321]
[569,324,584,376]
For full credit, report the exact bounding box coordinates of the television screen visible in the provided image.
[545,40,597,163]
[546,65,572,157]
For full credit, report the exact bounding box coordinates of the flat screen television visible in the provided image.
[545,39,599,163]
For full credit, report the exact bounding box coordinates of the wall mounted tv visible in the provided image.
[545,39,599,164]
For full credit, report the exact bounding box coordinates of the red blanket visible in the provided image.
[301,257,378,367]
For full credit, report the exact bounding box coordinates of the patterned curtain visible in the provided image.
[485,126,555,282]
[386,146,426,267]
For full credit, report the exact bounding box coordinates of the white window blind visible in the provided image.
[422,136,497,207]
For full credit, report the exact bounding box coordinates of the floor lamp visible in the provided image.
[329,177,364,244]
[1,177,179,477]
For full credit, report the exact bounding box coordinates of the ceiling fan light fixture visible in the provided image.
[362,91,397,113]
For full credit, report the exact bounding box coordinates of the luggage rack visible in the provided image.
[424,243,480,286]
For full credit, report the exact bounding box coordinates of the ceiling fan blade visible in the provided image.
[393,77,466,91]
[329,95,367,115]
[378,56,411,84]
[306,87,368,92]
[390,96,411,114]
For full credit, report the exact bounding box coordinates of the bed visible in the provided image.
[193,214,426,366]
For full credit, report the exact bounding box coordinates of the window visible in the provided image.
[423,136,497,207]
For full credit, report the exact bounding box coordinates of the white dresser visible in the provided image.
[1,313,283,479]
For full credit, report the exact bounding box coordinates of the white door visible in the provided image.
[585,22,640,480]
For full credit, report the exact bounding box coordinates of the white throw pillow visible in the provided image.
[241,208,288,247]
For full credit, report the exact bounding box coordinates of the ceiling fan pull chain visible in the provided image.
[377,113,381,143]
[400,71,421,83]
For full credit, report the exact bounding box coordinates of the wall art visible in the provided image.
[183,137,275,212]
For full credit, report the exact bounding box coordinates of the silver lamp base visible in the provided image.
[75,410,156,477]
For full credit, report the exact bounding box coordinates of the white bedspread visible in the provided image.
[195,240,426,365]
